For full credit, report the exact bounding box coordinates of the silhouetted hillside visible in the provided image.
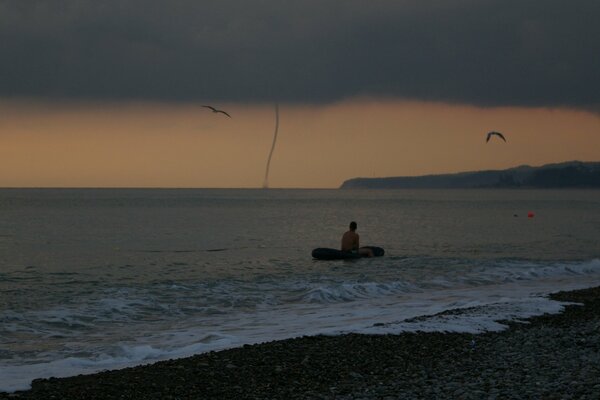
[340,161,600,189]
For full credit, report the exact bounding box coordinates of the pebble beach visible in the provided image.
[2,286,599,400]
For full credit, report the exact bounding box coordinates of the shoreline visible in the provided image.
[2,286,600,399]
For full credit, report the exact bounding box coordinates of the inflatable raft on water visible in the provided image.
[311,246,385,260]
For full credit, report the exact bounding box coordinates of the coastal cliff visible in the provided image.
[340,161,600,189]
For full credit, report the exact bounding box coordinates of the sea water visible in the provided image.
[1,188,599,391]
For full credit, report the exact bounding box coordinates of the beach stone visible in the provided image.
[348,372,363,379]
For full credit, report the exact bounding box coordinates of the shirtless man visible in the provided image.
[341,221,373,257]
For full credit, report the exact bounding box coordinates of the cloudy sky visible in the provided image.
[1,0,599,188]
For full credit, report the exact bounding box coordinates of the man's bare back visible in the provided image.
[341,221,373,257]
[341,230,360,252]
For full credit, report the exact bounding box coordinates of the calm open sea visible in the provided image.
[1,188,600,391]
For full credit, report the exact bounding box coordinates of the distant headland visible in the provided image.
[340,161,600,189]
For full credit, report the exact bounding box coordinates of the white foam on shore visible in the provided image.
[2,272,600,393]
[0,335,239,393]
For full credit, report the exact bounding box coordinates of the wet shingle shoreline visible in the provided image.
[3,286,600,399]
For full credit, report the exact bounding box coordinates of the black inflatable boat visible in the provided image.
[311,246,385,260]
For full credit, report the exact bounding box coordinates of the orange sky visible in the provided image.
[1,98,599,188]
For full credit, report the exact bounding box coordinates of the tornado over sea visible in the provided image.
[263,103,279,188]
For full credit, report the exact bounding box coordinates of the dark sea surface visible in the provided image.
[1,188,599,391]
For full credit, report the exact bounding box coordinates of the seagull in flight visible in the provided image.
[486,131,506,143]
[203,105,231,118]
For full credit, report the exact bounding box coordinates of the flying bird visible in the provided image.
[203,105,231,118]
[486,131,506,143]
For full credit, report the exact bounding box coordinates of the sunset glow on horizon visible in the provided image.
[1,99,598,188]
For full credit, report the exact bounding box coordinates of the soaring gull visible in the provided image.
[486,131,506,143]
[203,105,231,118]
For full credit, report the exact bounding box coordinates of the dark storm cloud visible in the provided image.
[1,0,599,108]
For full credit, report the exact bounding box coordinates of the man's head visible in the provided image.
[349,221,357,231]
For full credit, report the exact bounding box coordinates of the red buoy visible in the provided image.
[527,211,535,218]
